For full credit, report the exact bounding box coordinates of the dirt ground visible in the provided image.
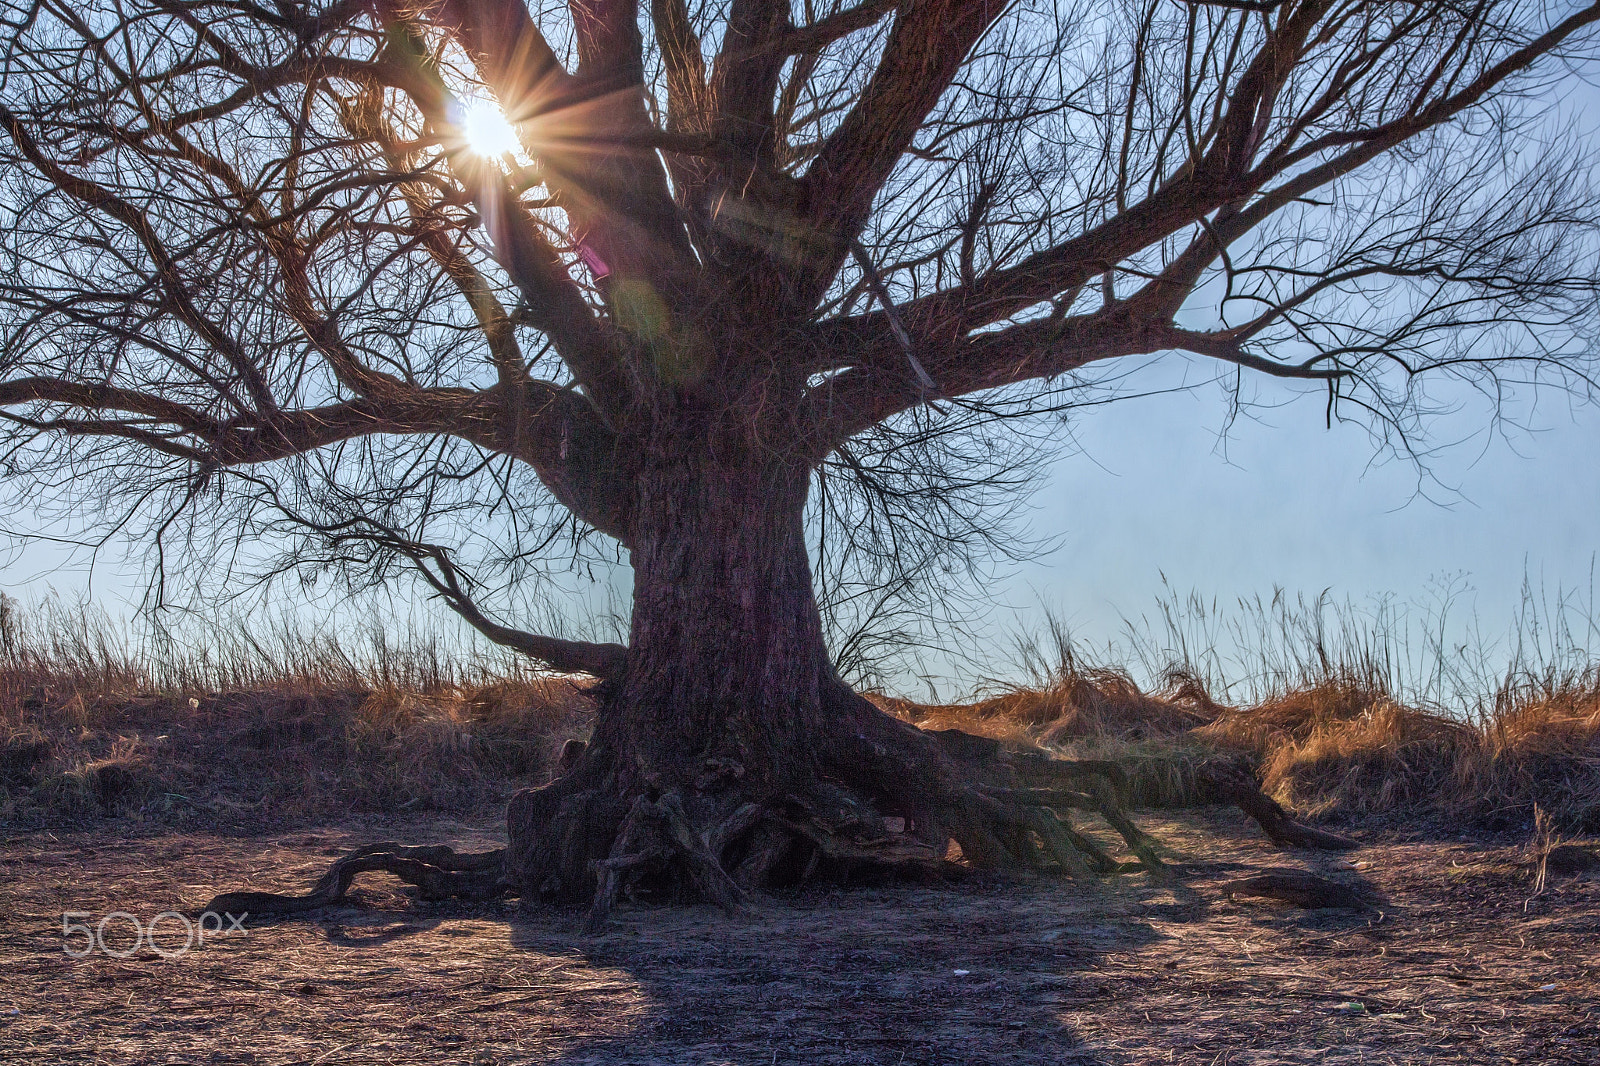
[1,808,1596,1065]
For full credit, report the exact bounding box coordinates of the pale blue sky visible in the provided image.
[7,346,1593,702]
[5,68,1599,700]
[960,352,1600,695]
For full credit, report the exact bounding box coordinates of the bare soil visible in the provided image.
[1,809,1596,1065]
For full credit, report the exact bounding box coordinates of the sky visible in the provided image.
[956,353,1600,697]
[4,28,1599,701]
[5,345,1595,702]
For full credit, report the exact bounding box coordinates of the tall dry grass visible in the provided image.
[881,588,1600,831]
[0,595,593,829]
[5,585,1600,833]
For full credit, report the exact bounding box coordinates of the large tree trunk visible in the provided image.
[599,440,833,797]
[198,426,1349,925]
[500,424,1152,911]
[507,435,862,901]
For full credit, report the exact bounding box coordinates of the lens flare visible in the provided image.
[459,98,521,159]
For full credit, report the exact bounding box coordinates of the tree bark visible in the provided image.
[198,428,1358,918]
[499,418,1160,907]
[196,420,1361,921]
[598,438,830,794]
[506,428,849,898]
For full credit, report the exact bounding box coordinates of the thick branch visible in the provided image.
[0,373,636,542]
[708,0,792,163]
[652,0,709,131]
[433,0,575,121]
[1131,1,1600,321]
[371,12,635,418]
[781,0,898,56]
[404,534,628,678]
[428,0,700,353]
[249,495,628,675]
[0,375,451,463]
[806,0,1600,410]
[802,311,1348,452]
[795,0,1007,295]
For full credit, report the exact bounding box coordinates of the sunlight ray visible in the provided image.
[458,98,521,159]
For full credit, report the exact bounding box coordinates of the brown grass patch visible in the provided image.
[1254,698,1480,820]
[1,675,593,829]
[4,595,1600,834]
[0,597,601,829]
[877,660,1600,832]
[871,663,1217,745]
[1467,677,1600,829]
[1212,673,1600,831]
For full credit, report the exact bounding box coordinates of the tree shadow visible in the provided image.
[1150,848,1394,943]
[317,914,447,948]
[493,876,1179,1065]
[219,836,1390,1063]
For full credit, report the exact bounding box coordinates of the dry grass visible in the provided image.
[868,662,1240,810]
[0,677,593,829]
[876,654,1600,831]
[876,664,1215,746]
[4,594,1600,834]
[5,810,1598,1065]
[1203,670,1600,831]
[0,597,593,829]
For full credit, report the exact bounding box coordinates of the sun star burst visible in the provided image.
[459,98,521,159]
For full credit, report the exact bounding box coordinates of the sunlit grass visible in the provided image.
[0,595,592,826]
[3,587,1599,831]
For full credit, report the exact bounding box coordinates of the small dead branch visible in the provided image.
[1219,868,1374,909]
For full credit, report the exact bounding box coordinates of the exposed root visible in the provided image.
[587,797,671,932]
[1007,751,1132,799]
[1200,768,1360,850]
[199,843,511,923]
[1007,750,1351,852]
[1018,806,1103,876]
[584,791,751,932]
[770,809,950,875]
[198,716,1356,929]
[980,786,1163,874]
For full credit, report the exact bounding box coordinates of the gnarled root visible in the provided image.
[488,689,1182,928]
[1197,768,1359,850]
[571,779,1118,930]
[586,791,751,932]
[199,843,511,923]
[198,700,1352,927]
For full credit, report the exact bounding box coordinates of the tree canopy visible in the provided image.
[1,0,1596,668]
[4,0,1600,908]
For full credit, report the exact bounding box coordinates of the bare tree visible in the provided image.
[3,0,1598,911]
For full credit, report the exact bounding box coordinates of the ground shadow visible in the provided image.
[489,874,1179,1066]
[318,914,447,948]
[28,813,1587,1065]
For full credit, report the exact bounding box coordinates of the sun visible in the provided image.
[458,98,522,159]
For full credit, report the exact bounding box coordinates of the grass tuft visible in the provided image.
[4,591,1600,833]
[0,596,594,829]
